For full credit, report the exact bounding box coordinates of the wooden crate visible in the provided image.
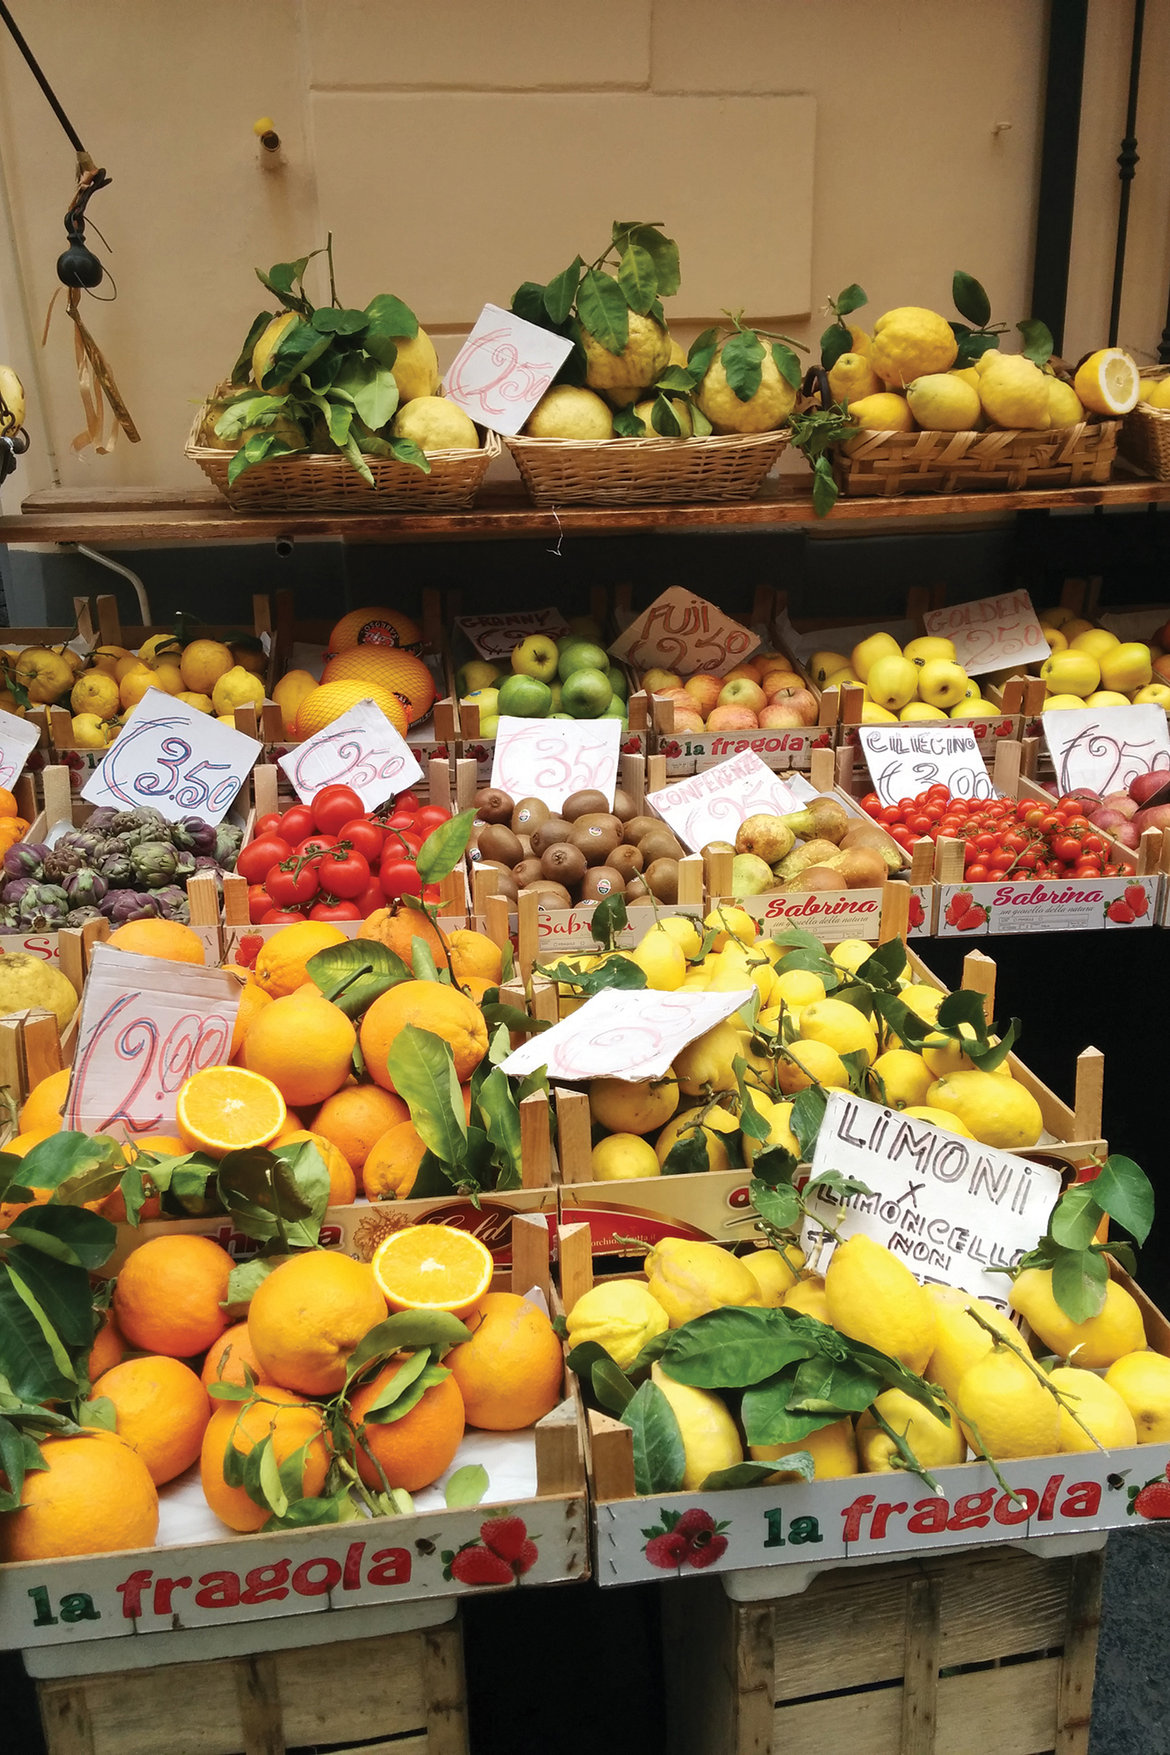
[36,1616,469,1755]
[659,1544,1103,1755]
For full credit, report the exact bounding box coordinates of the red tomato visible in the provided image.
[380,858,423,900]
[261,907,307,925]
[311,785,365,837]
[266,861,321,907]
[1071,860,1102,877]
[254,813,283,837]
[309,898,362,921]
[338,817,386,862]
[247,883,272,924]
[859,793,882,816]
[278,805,314,843]
[1051,834,1083,864]
[356,880,385,917]
[1081,833,1106,855]
[394,792,420,813]
[987,848,1015,872]
[975,833,999,854]
[907,814,932,836]
[383,827,423,857]
[965,863,990,883]
[880,806,903,826]
[237,835,294,884]
[294,836,334,860]
[415,805,453,832]
[316,846,370,898]
[1014,849,1039,871]
[938,817,963,839]
[1001,831,1027,853]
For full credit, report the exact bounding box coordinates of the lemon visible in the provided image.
[151,663,184,697]
[119,665,161,711]
[742,1092,799,1164]
[704,905,758,949]
[709,940,775,1006]
[957,1343,1060,1458]
[1146,377,1170,410]
[926,1070,1042,1149]
[390,396,479,452]
[175,692,214,714]
[565,1279,669,1370]
[1010,1268,1145,1367]
[751,1415,857,1481]
[525,384,614,440]
[273,669,318,736]
[906,372,981,431]
[776,1038,850,1095]
[590,1133,662,1182]
[868,1048,935,1108]
[843,392,916,438]
[631,395,692,437]
[825,1234,937,1372]
[830,939,877,975]
[589,1076,679,1137]
[646,1237,763,1328]
[902,1105,975,1137]
[1048,1366,1137,1452]
[901,983,944,1023]
[696,341,797,434]
[0,364,25,434]
[581,310,671,394]
[827,352,882,404]
[212,665,266,716]
[870,307,958,386]
[651,1364,743,1489]
[631,928,687,992]
[1073,347,1140,416]
[673,1021,742,1095]
[925,1286,1020,1401]
[797,998,878,1064]
[772,968,827,1008]
[70,670,120,717]
[388,328,440,403]
[654,1104,740,1172]
[1104,1351,1170,1441]
[1047,378,1086,427]
[856,1388,965,1471]
[921,1021,989,1078]
[741,1243,805,1306]
[180,638,234,695]
[783,1274,830,1321]
[71,712,114,748]
[978,354,1052,429]
[649,914,704,961]
[13,648,74,704]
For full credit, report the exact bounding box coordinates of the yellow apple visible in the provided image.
[824,667,861,689]
[1069,628,1121,660]
[917,659,971,709]
[1040,650,1099,698]
[851,632,902,681]
[954,699,1001,718]
[642,668,683,693]
[860,701,898,723]
[866,654,919,711]
[1037,604,1076,628]
[903,636,956,665]
[1042,693,1092,710]
[1099,642,1153,693]
[809,650,850,685]
[1059,618,1095,641]
[1133,683,1170,708]
[1039,624,1067,651]
[899,702,948,721]
[1084,691,1131,707]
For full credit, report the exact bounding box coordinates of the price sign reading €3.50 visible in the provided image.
[490,717,622,813]
[279,699,424,811]
[82,690,261,826]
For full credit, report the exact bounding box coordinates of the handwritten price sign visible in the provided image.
[81,690,261,826]
[609,587,761,677]
[1042,702,1170,796]
[456,607,570,661]
[646,750,800,852]
[923,588,1051,677]
[0,713,41,791]
[279,700,423,811]
[499,988,755,1082]
[857,725,995,807]
[444,304,574,436]
[63,945,241,1139]
[490,717,621,812]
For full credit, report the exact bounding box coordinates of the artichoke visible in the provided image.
[192,856,224,895]
[214,824,243,867]
[18,883,70,927]
[42,846,86,883]
[65,868,109,907]
[65,905,105,927]
[100,889,159,924]
[99,849,134,886]
[3,843,48,880]
[2,877,34,906]
[150,885,190,920]
[130,841,179,889]
[173,849,197,879]
[0,903,17,929]
[85,807,120,833]
[170,815,218,856]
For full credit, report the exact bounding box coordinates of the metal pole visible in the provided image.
[1108,0,1145,346]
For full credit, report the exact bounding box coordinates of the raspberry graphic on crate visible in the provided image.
[642,1506,730,1571]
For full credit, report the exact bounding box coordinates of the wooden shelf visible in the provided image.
[1,475,1168,547]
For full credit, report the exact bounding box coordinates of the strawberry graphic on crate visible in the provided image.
[642,1506,730,1572]
[811,731,832,750]
[442,1514,539,1586]
[1125,883,1149,918]
[1128,1471,1170,1520]
[907,893,926,930]
[955,902,988,932]
[659,739,682,760]
[234,932,263,970]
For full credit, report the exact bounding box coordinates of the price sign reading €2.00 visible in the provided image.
[857,724,994,809]
[82,690,261,826]
[279,700,424,811]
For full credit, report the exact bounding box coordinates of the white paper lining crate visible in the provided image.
[657,1544,1103,1755]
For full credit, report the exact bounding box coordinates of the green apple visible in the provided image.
[497,673,553,717]
[561,666,613,718]
[558,640,610,682]
[607,665,629,701]
[602,697,628,719]
[456,659,501,694]
[548,712,573,720]
[511,634,559,682]
[549,681,562,709]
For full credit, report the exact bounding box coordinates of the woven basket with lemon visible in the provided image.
[1119,366,1170,480]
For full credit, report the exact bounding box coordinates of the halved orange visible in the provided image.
[371,1223,493,1319]
[175,1066,286,1158]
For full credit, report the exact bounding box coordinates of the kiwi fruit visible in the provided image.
[638,827,685,865]
[474,786,514,824]
[530,817,573,856]
[624,875,649,903]
[611,787,637,823]
[541,842,588,887]
[511,796,550,835]
[568,821,621,864]
[607,843,645,881]
[478,823,523,867]
[574,811,623,839]
[522,880,573,910]
[513,857,545,890]
[581,866,626,900]
[562,789,610,821]
[474,861,519,902]
[644,858,680,903]
[623,814,661,846]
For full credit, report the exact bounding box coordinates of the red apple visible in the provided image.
[758,704,806,729]
[1129,770,1170,805]
[1100,791,1139,819]
[1132,803,1170,832]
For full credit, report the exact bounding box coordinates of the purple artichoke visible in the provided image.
[130,841,179,889]
[100,889,159,924]
[170,815,218,856]
[214,824,243,867]
[85,808,120,832]
[65,868,109,906]
[99,849,134,885]
[18,884,69,927]
[65,905,105,927]
[3,843,48,880]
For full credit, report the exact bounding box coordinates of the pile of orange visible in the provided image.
[0,786,30,863]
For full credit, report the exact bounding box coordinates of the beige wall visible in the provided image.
[0,0,1166,495]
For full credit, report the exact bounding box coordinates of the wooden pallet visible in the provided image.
[36,1617,469,1754]
[660,1545,1103,1755]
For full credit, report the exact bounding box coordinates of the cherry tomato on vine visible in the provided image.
[965,863,990,883]
[338,818,386,863]
[395,792,420,813]
[278,805,314,843]
[266,861,321,908]
[237,835,294,884]
[311,785,364,837]
[309,897,362,922]
[316,846,370,898]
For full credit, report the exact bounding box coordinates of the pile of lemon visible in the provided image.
[64,636,267,748]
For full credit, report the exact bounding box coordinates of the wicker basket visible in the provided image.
[503,428,788,507]
[831,418,1119,497]
[186,406,499,512]
[1120,367,1170,479]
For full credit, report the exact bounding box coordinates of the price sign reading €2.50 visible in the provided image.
[82,690,261,826]
[279,699,424,811]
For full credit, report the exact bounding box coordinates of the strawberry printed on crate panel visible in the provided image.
[442,1515,540,1587]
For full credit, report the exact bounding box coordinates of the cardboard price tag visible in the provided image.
[443,303,574,436]
[801,1091,1062,1308]
[923,588,1051,677]
[645,749,801,852]
[1041,702,1170,797]
[278,700,423,810]
[0,711,42,790]
[499,987,755,1082]
[81,690,261,826]
[608,587,760,677]
[456,607,570,661]
[63,944,241,1139]
[857,724,995,807]
[489,717,621,812]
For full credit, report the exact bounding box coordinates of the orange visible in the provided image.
[113,1234,233,1358]
[445,928,503,985]
[446,1291,563,1431]
[0,786,17,816]
[358,904,450,966]
[176,1066,286,1156]
[458,975,496,1004]
[242,992,356,1109]
[202,1322,271,1392]
[359,980,488,1093]
[0,1186,51,1230]
[230,980,273,1058]
[362,1119,428,1201]
[278,1129,358,1205]
[107,919,205,964]
[254,920,348,998]
[247,1250,387,1395]
[295,682,409,740]
[349,1357,465,1492]
[91,1355,211,1485]
[100,1135,181,1222]
[0,1432,159,1560]
[311,1085,408,1172]
[201,1387,329,1532]
[328,607,422,653]
[18,1067,70,1135]
[321,649,436,724]
[371,1223,493,1320]
[3,1129,54,1157]
[87,1309,124,1381]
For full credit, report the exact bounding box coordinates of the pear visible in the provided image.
[735,815,795,863]
[730,854,774,898]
